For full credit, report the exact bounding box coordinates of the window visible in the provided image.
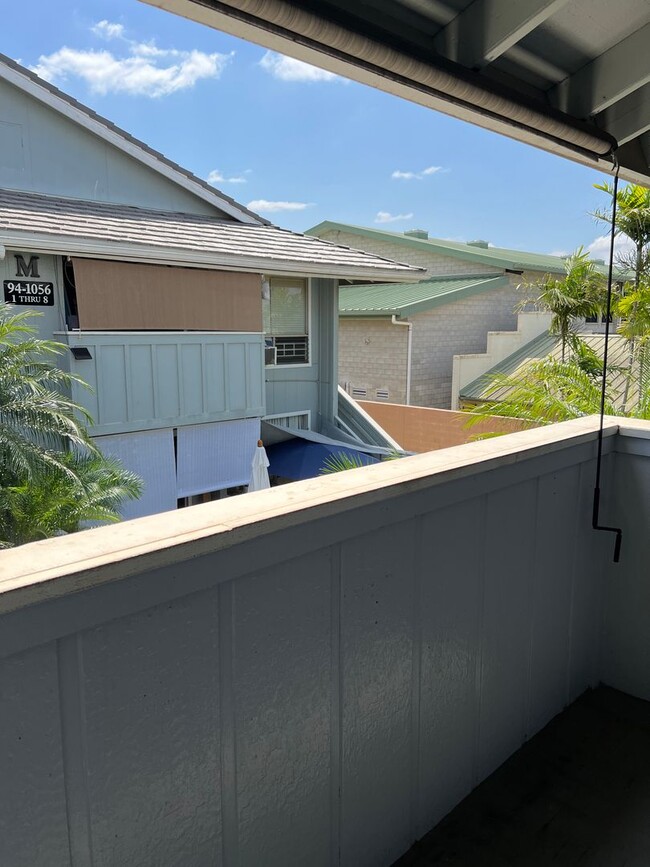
[263,277,309,364]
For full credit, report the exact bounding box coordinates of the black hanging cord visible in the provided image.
[592,158,622,562]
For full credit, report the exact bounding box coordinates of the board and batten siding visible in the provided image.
[0,418,635,867]
[64,331,265,435]
[72,259,262,332]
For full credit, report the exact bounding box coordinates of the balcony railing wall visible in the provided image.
[0,418,646,867]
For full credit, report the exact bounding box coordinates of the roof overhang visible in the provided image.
[140,0,650,186]
[0,231,419,281]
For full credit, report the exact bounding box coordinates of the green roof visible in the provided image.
[309,222,616,277]
[461,331,632,402]
[339,274,510,316]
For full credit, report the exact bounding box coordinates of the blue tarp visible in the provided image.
[267,439,379,481]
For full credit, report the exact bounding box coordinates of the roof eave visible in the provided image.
[0,232,417,281]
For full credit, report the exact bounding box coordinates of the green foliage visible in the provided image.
[520,248,606,360]
[592,182,650,277]
[320,451,369,474]
[465,357,619,427]
[0,303,141,547]
[0,453,142,547]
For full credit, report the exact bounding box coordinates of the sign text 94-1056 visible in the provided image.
[3,281,54,306]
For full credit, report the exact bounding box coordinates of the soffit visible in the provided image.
[141,0,650,185]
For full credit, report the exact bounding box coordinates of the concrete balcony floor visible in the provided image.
[395,687,650,867]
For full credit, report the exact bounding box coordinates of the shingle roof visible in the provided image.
[309,222,617,277]
[0,53,266,226]
[0,189,420,280]
[461,331,632,403]
[339,274,510,316]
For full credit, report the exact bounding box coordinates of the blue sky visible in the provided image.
[2,0,620,258]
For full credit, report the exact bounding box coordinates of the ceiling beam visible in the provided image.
[598,82,650,146]
[552,23,650,118]
[434,0,570,69]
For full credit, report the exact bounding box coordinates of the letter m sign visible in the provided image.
[15,255,40,278]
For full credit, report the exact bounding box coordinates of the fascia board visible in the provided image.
[0,232,418,282]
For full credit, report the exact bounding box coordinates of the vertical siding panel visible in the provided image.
[81,591,222,867]
[0,644,70,867]
[205,343,226,413]
[154,343,180,420]
[330,545,342,867]
[227,344,247,413]
[340,522,415,867]
[478,479,536,782]
[180,343,203,418]
[528,468,579,736]
[233,552,332,867]
[96,344,128,425]
[569,459,607,700]
[58,635,94,866]
[417,497,483,833]
[126,343,155,422]
[219,582,238,867]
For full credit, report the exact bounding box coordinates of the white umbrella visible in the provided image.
[248,439,271,491]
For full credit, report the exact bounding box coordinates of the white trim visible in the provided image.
[0,234,415,282]
[0,63,261,225]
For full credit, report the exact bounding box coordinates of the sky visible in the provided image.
[1,0,628,259]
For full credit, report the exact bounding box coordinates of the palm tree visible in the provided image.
[0,303,142,546]
[592,182,650,290]
[0,453,142,547]
[593,183,650,410]
[464,351,649,430]
[521,248,605,361]
[0,303,94,482]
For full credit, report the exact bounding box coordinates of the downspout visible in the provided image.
[391,315,412,405]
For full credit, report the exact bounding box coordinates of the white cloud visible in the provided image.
[259,51,339,82]
[207,169,248,185]
[91,20,125,41]
[247,200,313,213]
[374,211,413,224]
[392,165,445,180]
[30,25,233,98]
[587,233,635,262]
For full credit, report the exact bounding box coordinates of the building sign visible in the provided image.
[3,280,54,306]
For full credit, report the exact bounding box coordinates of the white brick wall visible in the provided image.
[339,319,408,404]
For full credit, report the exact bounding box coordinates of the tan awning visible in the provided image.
[72,258,262,332]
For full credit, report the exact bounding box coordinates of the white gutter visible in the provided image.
[391,315,412,406]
